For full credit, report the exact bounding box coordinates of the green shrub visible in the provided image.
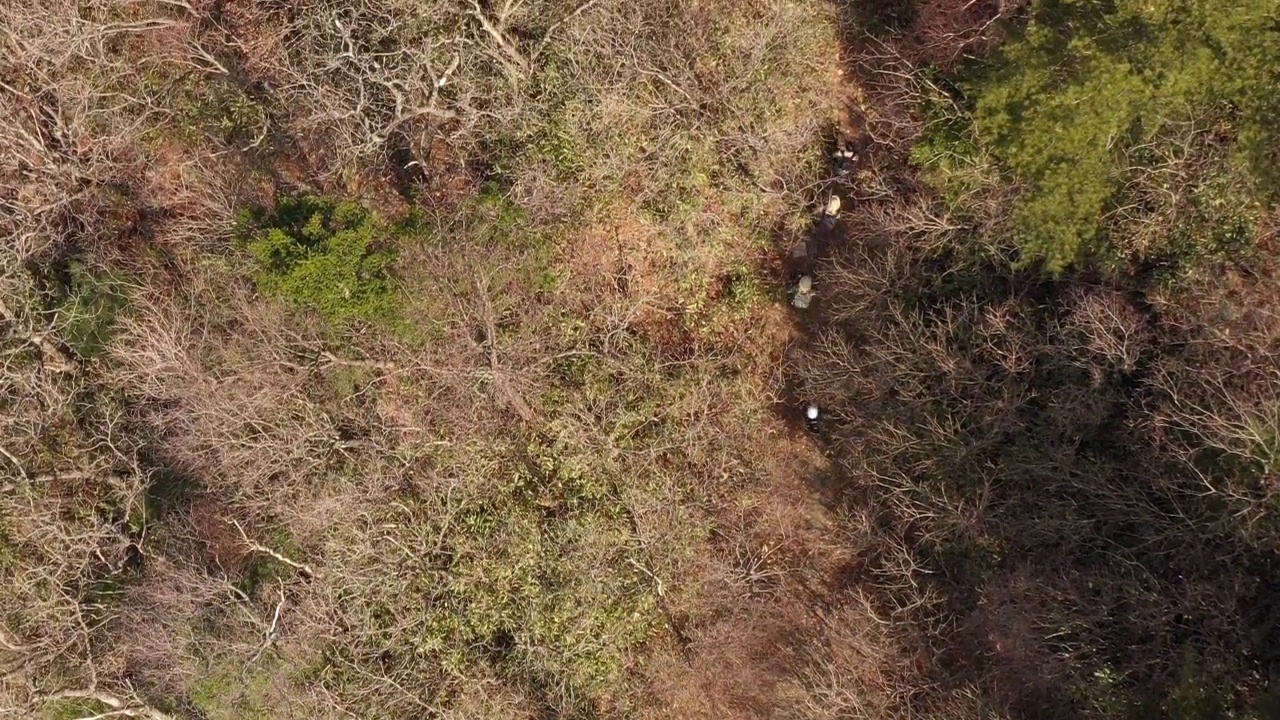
[40,259,130,360]
[930,0,1280,270]
[412,441,655,705]
[39,698,107,720]
[189,661,275,720]
[240,195,399,325]
[318,431,663,716]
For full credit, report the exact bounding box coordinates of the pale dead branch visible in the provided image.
[228,519,317,580]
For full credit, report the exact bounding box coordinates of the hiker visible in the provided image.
[818,195,841,232]
[833,139,857,175]
[791,274,815,310]
[804,403,821,434]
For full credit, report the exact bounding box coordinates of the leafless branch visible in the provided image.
[469,0,530,77]
[228,519,317,580]
[533,0,600,60]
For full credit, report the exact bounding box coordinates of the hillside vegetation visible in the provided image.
[2,0,1279,719]
[798,0,1280,717]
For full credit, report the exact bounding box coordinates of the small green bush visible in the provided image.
[189,661,275,720]
[240,195,399,325]
[36,259,130,360]
[40,698,107,720]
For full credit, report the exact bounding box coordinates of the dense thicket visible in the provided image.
[793,0,1280,717]
[935,0,1280,269]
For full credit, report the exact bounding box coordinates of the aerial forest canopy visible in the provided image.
[1,1,1279,719]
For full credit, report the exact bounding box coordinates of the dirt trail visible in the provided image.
[629,84,890,715]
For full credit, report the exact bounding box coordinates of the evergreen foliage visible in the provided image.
[943,0,1280,269]
[240,195,400,325]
